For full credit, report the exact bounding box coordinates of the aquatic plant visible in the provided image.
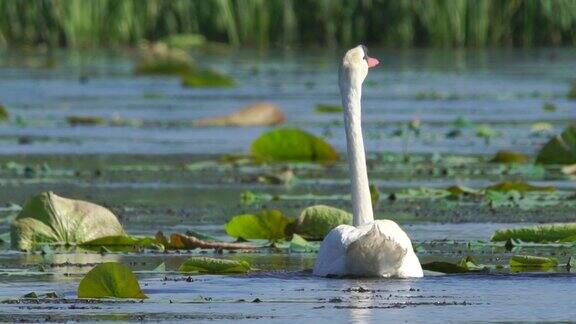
[67,115,107,126]
[295,205,352,240]
[181,68,235,88]
[134,44,195,75]
[251,128,338,162]
[536,124,576,165]
[225,210,294,242]
[2,0,575,48]
[569,82,576,99]
[77,262,147,299]
[315,104,343,114]
[489,150,529,164]
[178,257,251,274]
[509,255,559,270]
[10,192,125,251]
[194,102,284,127]
[0,104,8,121]
[491,223,576,243]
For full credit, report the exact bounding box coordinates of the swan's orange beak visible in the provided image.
[367,57,379,68]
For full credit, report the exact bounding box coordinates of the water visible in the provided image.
[0,48,575,322]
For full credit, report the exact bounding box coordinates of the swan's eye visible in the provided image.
[361,45,368,61]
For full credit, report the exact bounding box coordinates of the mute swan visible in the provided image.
[313,45,423,278]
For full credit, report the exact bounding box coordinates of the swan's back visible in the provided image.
[313,220,423,278]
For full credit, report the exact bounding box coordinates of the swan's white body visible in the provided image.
[313,46,423,278]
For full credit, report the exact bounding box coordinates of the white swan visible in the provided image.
[313,45,423,278]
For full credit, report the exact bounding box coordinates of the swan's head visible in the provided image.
[339,45,379,89]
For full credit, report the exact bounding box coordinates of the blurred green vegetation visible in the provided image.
[0,0,576,48]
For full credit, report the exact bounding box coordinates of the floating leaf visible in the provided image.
[77,262,147,299]
[295,205,352,240]
[290,234,319,253]
[569,82,576,99]
[194,102,284,127]
[11,192,125,251]
[422,261,467,273]
[315,104,343,114]
[178,257,251,274]
[485,181,555,192]
[509,255,558,270]
[0,104,8,122]
[446,185,481,198]
[181,68,235,88]
[542,102,557,112]
[536,124,576,164]
[251,128,338,162]
[489,150,529,164]
[134,44,194,75]
[224,210,293,241]
[80,235,161,252]
[67,116,106,126]
[492,223,576,243]
[164,33,206,49]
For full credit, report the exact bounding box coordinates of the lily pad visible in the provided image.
[134,44,194,75]
[0,104,8,121]
[421,257,486,274]
[181,68,235,88]
[492,223,576,243]
[11,192,125,251]
[509,255,558,270]
[295,205,352,240]
[489,150,529,164]
[164,34,206,49]
[251,128,338,162]
[315,104,343,114]
[290,234,319,252]
[77,262,147,299]
[485,181,555,192]
[536,124,576,164]
[178,257,251,274]
[67,116,106,126]
[80,235,161,252]
[194,102,284,127]
[224,210,293,241]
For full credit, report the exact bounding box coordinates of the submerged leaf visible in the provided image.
[536,124,576,164]
[509,255,558,270]
[178,257,251,274]
[491,223,576,243]
[11,192,125,251]
[224,210,293,241]
[295,205,352,240]
[77,262,147,299]
[251,128,338,162]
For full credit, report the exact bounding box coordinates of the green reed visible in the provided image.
[0,0,575,48]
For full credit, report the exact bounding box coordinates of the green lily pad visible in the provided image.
[77,262,147,299]
[485,181,555,192]
[492,223,576,243]
[11,192,125,251]
[290,234,319,253]
[164,34,206,49]
[181,68,235,88]
[536,124,576,164]
[315,104,343,114]
[251,128,338,162]
[0,104,8,121]
[295,205,352,240]
[224,210,293,241]
[489,150,529,164]
[509,255,558,270]
[178,257,251,274]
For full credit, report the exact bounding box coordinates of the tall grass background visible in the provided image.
[1,0,575,48]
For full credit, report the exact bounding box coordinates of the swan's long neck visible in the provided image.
[340,77,374,227]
